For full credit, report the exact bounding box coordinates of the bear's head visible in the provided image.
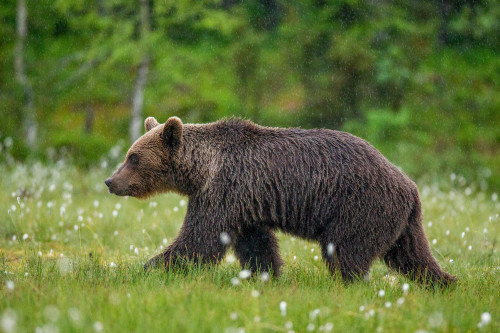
[105,116,183,198]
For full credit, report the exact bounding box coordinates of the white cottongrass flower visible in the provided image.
[173,206,179,212]
[378,289,385,297]
[251,290,259,298]
[280,301,287,316]
[230,277,240,286]
[230,312,238,320]
[68,308,82,323]
[478,312,491,327]
[259,272,270,282]
[1,309,17,333]
[22,233,28,240]
[6,281,14,291]
[219,232,231,245]
[179,199,186,206]
[134,248,139,255]
[238,270,251,279]
[112,210,118,217]
[402,283,410,294]
[385,302,392,308]
[397,297,405,306]
[44,305,60,322]
[94,321,103,332]
[307,323,315,331]
[327,243,335,257]
[226,254,236,264]
[309,308,320,320]
[110,262,117,268]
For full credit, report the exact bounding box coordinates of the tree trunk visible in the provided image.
[15,0,37,148]
[130,0,150,144]
[84,104,94,134]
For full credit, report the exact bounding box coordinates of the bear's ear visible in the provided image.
[144,117,159,132]
[161,117,183,150]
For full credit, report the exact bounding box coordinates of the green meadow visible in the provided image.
[0,161,498,333]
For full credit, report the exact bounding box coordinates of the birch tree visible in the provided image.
[130,0,150,144]
[15,0,36,148]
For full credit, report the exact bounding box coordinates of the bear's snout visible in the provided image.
[105,178,112,188]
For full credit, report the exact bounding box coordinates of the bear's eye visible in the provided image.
[128,153,139,165]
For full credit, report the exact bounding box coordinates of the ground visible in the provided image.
[0,162,498,332]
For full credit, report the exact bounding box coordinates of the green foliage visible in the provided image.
[0,0,498,189]
[0,164,499,332]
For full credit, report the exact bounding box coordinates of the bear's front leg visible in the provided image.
[144,216,230,271]
[234,226,283,276]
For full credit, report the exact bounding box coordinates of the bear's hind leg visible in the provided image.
[320,239,374,282]
[234,227,284,276]
[383,218,456,286]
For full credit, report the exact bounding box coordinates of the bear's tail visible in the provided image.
[384,190,456,286]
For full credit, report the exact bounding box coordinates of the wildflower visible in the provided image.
[6,281,14,291]
[378,290,385,297]
[402,283,410,294]
[220,232,231,245]
[280,301,287,316]
[226,254,236,264]
[309,309,320,320]
[238,270,251,279]
[22,233,28,240]
[230,277,240,286]
[1,309,17,333]
[94,321,103,332]
[327,243,335,257]
[259,272,270,282]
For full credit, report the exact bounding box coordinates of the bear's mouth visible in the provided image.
[108,185,130,196]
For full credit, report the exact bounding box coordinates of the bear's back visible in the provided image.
[185,119,416,237]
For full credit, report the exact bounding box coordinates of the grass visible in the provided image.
[0,161,498,332]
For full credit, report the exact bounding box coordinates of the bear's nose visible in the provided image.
[105,178,112,188]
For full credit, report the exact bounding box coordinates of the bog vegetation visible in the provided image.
[0,0,499,187]
[0,145,499,332]
[1,1,499,332]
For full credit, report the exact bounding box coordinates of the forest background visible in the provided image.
[1,0,499,190]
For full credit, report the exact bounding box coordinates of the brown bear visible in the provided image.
[105,116,455,285]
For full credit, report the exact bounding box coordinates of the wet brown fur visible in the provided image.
[106,116,455,285]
